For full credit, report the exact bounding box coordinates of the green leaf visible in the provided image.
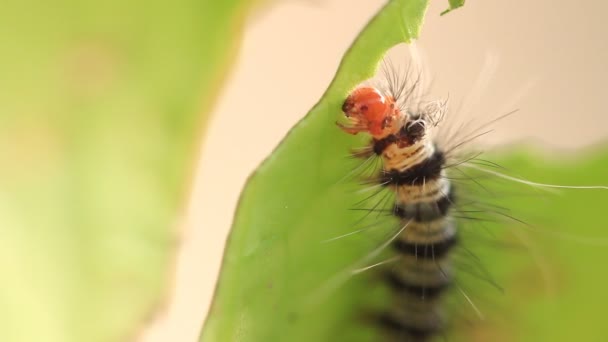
[441,0,465,16]
[202,0,608,340]
[201,1,431,341]
[449,150,608,341]
[0,1,252,341]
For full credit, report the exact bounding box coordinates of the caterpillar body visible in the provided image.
[333,54,608,341]
[338,67,474,341]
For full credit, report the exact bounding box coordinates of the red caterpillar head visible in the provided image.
[338,86,401,139]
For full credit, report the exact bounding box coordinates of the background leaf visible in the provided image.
[0,0,252,341]
[449,150,608,342]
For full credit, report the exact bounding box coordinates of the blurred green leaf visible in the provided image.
[449,150,608,341]
[0,0,252,341]
[201,0,608,340]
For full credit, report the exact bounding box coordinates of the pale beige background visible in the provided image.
[141,0,608,341]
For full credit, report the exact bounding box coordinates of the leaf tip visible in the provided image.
[441,0,465,16]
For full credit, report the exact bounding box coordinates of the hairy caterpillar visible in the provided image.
[335,57,607,341]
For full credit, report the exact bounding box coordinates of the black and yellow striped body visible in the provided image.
[372,123,455,341]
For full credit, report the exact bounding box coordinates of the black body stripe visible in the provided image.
[377,313,440,340]
[393,234,457,260]
[381,150,445,186]
[385,272,449,300]
[372,121,427,156]
[373,135,398,155]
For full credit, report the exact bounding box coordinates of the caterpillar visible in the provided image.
[338,63,455,341]
[335,58,608,341]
